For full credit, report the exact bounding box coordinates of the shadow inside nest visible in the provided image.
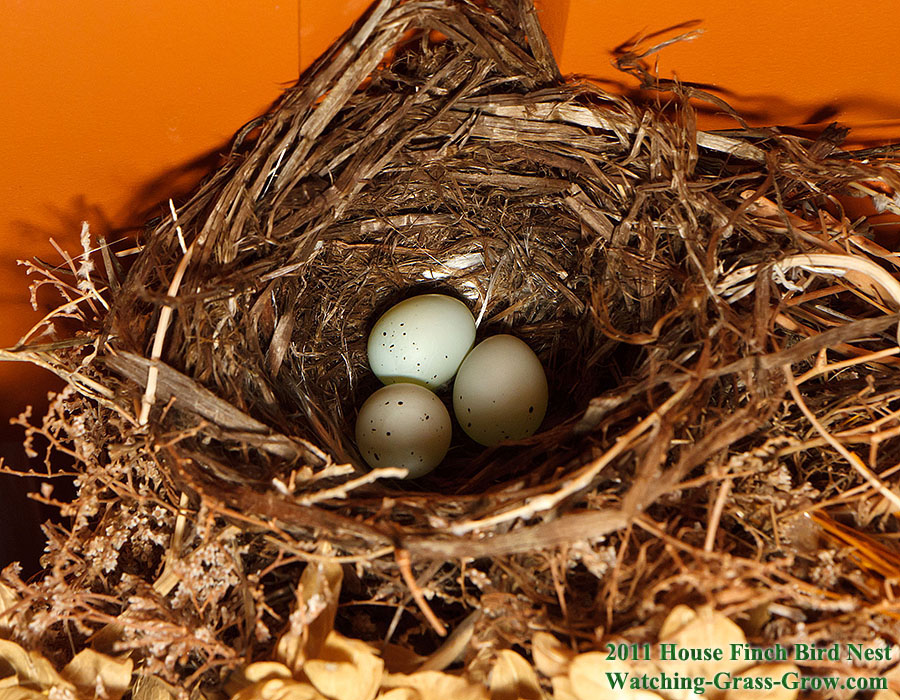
[95,0,810,524]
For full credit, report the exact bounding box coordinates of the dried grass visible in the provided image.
[4,0,900,694]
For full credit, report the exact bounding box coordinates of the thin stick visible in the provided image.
[795,346,900,384]
[153,491,191,596]
[450,382,692,535]
[417,610,480,671]
[264,538,394,564]
[139,222,195,426]
[292,467,408,505]
[782,365,900,513]
[395,548,447,637]
[705,477,732,552]
[719,252,900,311]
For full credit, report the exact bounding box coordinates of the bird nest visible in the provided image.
[5,0,900,695]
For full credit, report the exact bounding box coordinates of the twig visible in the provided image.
[449,382,693,535]
[153,491,191,596]
[795,347,900,384]
[705,477,732,553]
[782,365,900,513]
[140,239,195,426]
[453,101,766,162]
[718,253,900,312]
[418,610,480,671]
[292,467,408,505]
[395,548,447,637]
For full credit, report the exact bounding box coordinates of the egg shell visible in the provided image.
[367,294,475,389]
[453,334,548,446]
[355,383,452,478]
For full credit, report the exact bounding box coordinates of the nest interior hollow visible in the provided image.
[110,0,636,502]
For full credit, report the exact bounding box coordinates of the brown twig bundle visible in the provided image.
[5,0,900,693]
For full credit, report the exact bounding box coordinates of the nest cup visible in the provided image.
[108,0,615,498]
[11,0,900,688]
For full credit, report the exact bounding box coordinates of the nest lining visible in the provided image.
[4,0,900,690]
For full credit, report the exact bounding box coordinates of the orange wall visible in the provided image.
[555,1,900,144]
[2,0,900,434]
[0,2,298,435]
[300,1,900,143]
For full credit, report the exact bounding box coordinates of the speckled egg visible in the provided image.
[355,383,452,478]
[452,334,548,446]
[367,294,475,389]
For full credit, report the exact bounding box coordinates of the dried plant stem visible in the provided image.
[449,382,693,535]
[462,102,766,162]
[417,610,480,671]
[265,538,395,564]
[292,467,407,504]
[782,365,900,513]
[719,253,900,311]
[848,181,900,215]
[140,233,196,426]
[704,477,732,553]
[795,346,900,384]
[17,290,109,348]
[153,491,191,596]
[635,514,852,605]
[395,548,446,637]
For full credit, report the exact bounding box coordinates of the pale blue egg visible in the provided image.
[367,294,475,389]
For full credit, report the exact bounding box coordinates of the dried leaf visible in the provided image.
[0,639,68,691]
[873,690,900,700]
[88,623,127,656]
[132,674,179,700]
[489,650,543,700]
[227,663,294,697]
[276,560,344,674]
[62,648,133,699]
[549,676,578,700]
[376,691,420,700]
[568,653,663,700]
[418,610,480,672]
[303,631,384,700]
[381,671,488,700]
[723,664,799,700]
[380,644,425,675]
[231,678,327,700]
[658,605,697,639]
[531,633,575,678]
[0,688,48,700]
[656,605,750,688]
[0,584,18,632]
[244,663,294,684]
[880,661,900,694]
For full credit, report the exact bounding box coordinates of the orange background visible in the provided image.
[2,0,900,434]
